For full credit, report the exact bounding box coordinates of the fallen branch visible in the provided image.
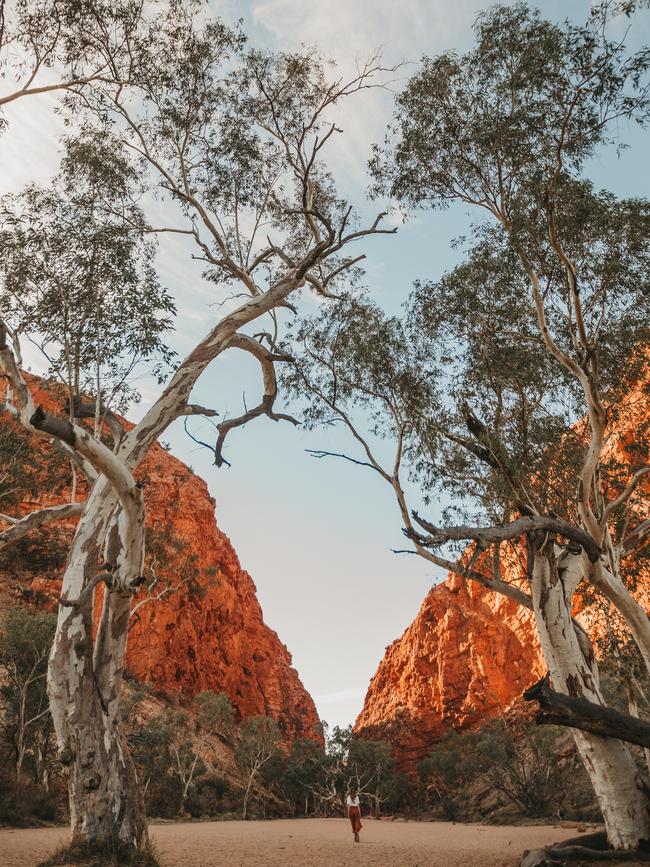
[524,674,650,748]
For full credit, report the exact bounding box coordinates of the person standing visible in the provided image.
[346,785,363,843]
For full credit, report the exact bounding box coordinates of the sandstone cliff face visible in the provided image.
[355,572,543,770]
[355,375,650,770]
[0,377,319,743]
[123,439,320,742]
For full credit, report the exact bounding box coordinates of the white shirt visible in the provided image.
[346,795,360,807]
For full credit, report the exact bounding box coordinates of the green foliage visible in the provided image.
[419,720,593,821]
[0,608,64,825]
[69,4,377,309]
[126,691,237,818]
[185,774,232,819]
[0,608,56,760]
[370,2,650,529]
[0,128,176,414]
[128,707,205,816]
[286,1,650,560]
[261,720,413,818]
[236,715,282,772]
[0,422,67,514]
[373,3,650,209]
[261,736,327,815]
[193,691,235,736]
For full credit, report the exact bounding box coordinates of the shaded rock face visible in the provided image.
[355,374,650,771]
[0,377,319,743]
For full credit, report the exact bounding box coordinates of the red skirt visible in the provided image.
[349,806,362,834]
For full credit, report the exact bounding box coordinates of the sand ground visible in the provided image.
[0,818,597,867]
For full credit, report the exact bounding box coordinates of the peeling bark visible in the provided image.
[48,475,148,852]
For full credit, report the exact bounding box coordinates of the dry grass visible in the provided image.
[37,837,160,867]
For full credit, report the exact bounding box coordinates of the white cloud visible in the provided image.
[252,0,475,63]
[250,0,479,194]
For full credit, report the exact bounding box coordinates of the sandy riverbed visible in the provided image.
[0,818,601,867]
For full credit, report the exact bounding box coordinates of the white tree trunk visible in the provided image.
[48,479,148,852]
[530,547,650,850]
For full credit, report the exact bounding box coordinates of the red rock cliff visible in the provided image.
[355,375,649,770]
[354,570,542,770]
[0,377,319,743]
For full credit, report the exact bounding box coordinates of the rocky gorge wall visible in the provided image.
[355,374,650,770]
[0,376,319,743]
[354,570,543,770]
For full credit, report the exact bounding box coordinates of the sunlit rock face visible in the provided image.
[1,375,320,744]
[126,439,321,741]
[354,570,543,771]
[117,436,320,742]
[355,374,650,771]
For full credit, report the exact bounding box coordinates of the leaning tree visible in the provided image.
[286,3,650,852]
[0,2,395,859]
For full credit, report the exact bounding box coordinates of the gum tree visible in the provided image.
[287,3,650,851]
[0,3,395,858]
[236,716,281,820]
[372,3,650,851]
[0,128,176,429]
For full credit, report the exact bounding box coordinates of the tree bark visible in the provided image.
[48,479,148,853]
[525,674,650,749]
[529,545,650,851]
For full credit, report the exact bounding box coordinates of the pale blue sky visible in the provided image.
[2,1,649,730]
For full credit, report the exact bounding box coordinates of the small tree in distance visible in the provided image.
[236,716,281,820]
[0,608,56,788]
[194,691,236,740]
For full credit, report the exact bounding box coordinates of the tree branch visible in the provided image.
[0,503,83,551]
[525,673,650,749]
[213,333,298,467]
[411,512,601,563]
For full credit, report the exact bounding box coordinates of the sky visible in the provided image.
[2,0,650,731]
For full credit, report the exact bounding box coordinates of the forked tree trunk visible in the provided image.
[48,479,148,854]
[530,544,650,850]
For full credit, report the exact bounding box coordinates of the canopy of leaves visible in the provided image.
[193,691,235,735]
[418,719,587,820]
[373,3,650,212]
[0,128,176,413]
[287,2,650,552]
[65,4,391,305]
[407,184,650,523]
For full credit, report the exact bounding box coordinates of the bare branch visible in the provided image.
[410,512,601,563]
[212,334,298,467]
[0,503,83,551]
[306,448,380,473]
